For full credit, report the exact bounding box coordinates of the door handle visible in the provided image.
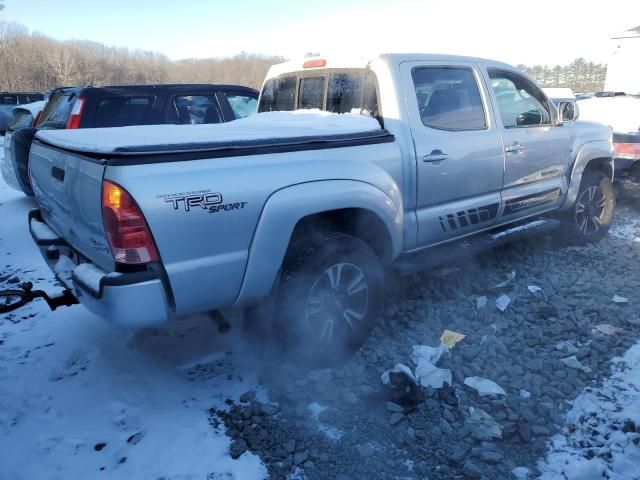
[422,150,448,162]
[505,143,523,154]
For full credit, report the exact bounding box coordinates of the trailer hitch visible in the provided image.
[0,282,78,314]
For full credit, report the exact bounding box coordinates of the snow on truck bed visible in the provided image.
[35,110,383,155]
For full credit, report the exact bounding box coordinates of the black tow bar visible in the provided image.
[0,282,79,314]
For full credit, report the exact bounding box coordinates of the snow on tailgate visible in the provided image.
[35,110,383,155]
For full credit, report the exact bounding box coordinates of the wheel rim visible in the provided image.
[304,262,369,345]
[575,185,607,236]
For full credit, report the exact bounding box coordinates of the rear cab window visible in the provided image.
[36,92,77,129]
[258,69,380,116]
[94,96,154,128]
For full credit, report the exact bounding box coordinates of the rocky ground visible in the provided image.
[213,200,640,480]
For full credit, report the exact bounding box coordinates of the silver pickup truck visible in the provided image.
[28,54,614,366]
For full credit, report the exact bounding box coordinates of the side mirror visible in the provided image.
[558,101,579,123]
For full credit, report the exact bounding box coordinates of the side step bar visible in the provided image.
[394,219,561,276]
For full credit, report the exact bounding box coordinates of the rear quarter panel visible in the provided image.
[106,140,402,315]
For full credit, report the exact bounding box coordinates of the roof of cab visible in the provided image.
[266,53,518,79]
[49,84,258,97]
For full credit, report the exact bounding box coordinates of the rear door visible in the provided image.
[400,61,505,247]
[483,67,571,220]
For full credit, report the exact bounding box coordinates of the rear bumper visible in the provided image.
[29,209,172,327]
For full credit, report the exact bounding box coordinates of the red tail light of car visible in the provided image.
[614,142,640,160]
[102,180,159,265]
[65,97,85,129]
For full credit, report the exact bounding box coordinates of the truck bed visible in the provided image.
[35,110,390,161]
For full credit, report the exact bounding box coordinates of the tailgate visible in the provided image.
[29,140,114,271]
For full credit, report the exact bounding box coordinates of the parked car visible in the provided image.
[1,100,46,194]
[578,93,640,197]
[1,83,258,196]
[0,92,45,135]
[27,54,614,366]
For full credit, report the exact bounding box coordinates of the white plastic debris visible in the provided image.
[527,285,542,294]
[476,296,487,309]
[381,363,417,386]
[560,355,592,373]
[466,407,503,440]
[414,362,452,389]
[593,323,620,336]
[612,295,629,303]
[464,376,506,397]
[411,344,447,366]
[494,270,516,288]
[519,389,531,399]
[495,294,511,312]
[412,344,451,389]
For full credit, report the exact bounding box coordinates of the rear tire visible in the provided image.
[560,171,615,244]
[274,232,384,368]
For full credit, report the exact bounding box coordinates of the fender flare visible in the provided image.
[559,139,614,211]
[233,179,403,308]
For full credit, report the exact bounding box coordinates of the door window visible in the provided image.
[412,67,486,131]
[488,69,551,128]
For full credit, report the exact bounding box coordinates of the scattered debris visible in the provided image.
[593,324,621,336]
[559,355,592,373]
[466,407,503,441]
[612,295,629,303]
[519,389,531,399]
[476,295,487,309]
[494,270,516,289]
[381,363,417,386]
[411,344,446,366]
[496,294,511,312]
[527,285,542,294]
[512,466,530,479]
[464,376,506,397]
[440,329,466,349]
[415,362,452,389]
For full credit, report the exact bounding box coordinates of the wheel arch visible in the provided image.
[560,140,614,211]
[233,179,403,308]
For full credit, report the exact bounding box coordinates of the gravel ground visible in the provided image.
[214,201,640,480]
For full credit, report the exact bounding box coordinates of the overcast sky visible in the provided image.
[3,0,639,66]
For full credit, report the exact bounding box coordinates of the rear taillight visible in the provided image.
[102,180,159,265]
[65,97,85,129]
[32,110,42,127]
[614,143,640,160]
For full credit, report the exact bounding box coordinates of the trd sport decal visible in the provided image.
[158,190,247,214]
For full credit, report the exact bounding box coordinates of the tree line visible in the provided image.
[0,20,608,94]
[517,58,607,93]
[0,21,284,92]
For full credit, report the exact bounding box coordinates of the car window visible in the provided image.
[327,72,379,115]
[412,67,487,131]
[94,96,153,128]
[488,69,551,128]
[8,110,34,131]
[36,93,75,129]
[258,76,296,112]
[172,95,223,124]
[225,94,258,119]
[0,95,18,105]
[298,77,325,110]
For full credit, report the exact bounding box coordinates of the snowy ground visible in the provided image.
[2,150,640,479]
[0,156,266,478]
